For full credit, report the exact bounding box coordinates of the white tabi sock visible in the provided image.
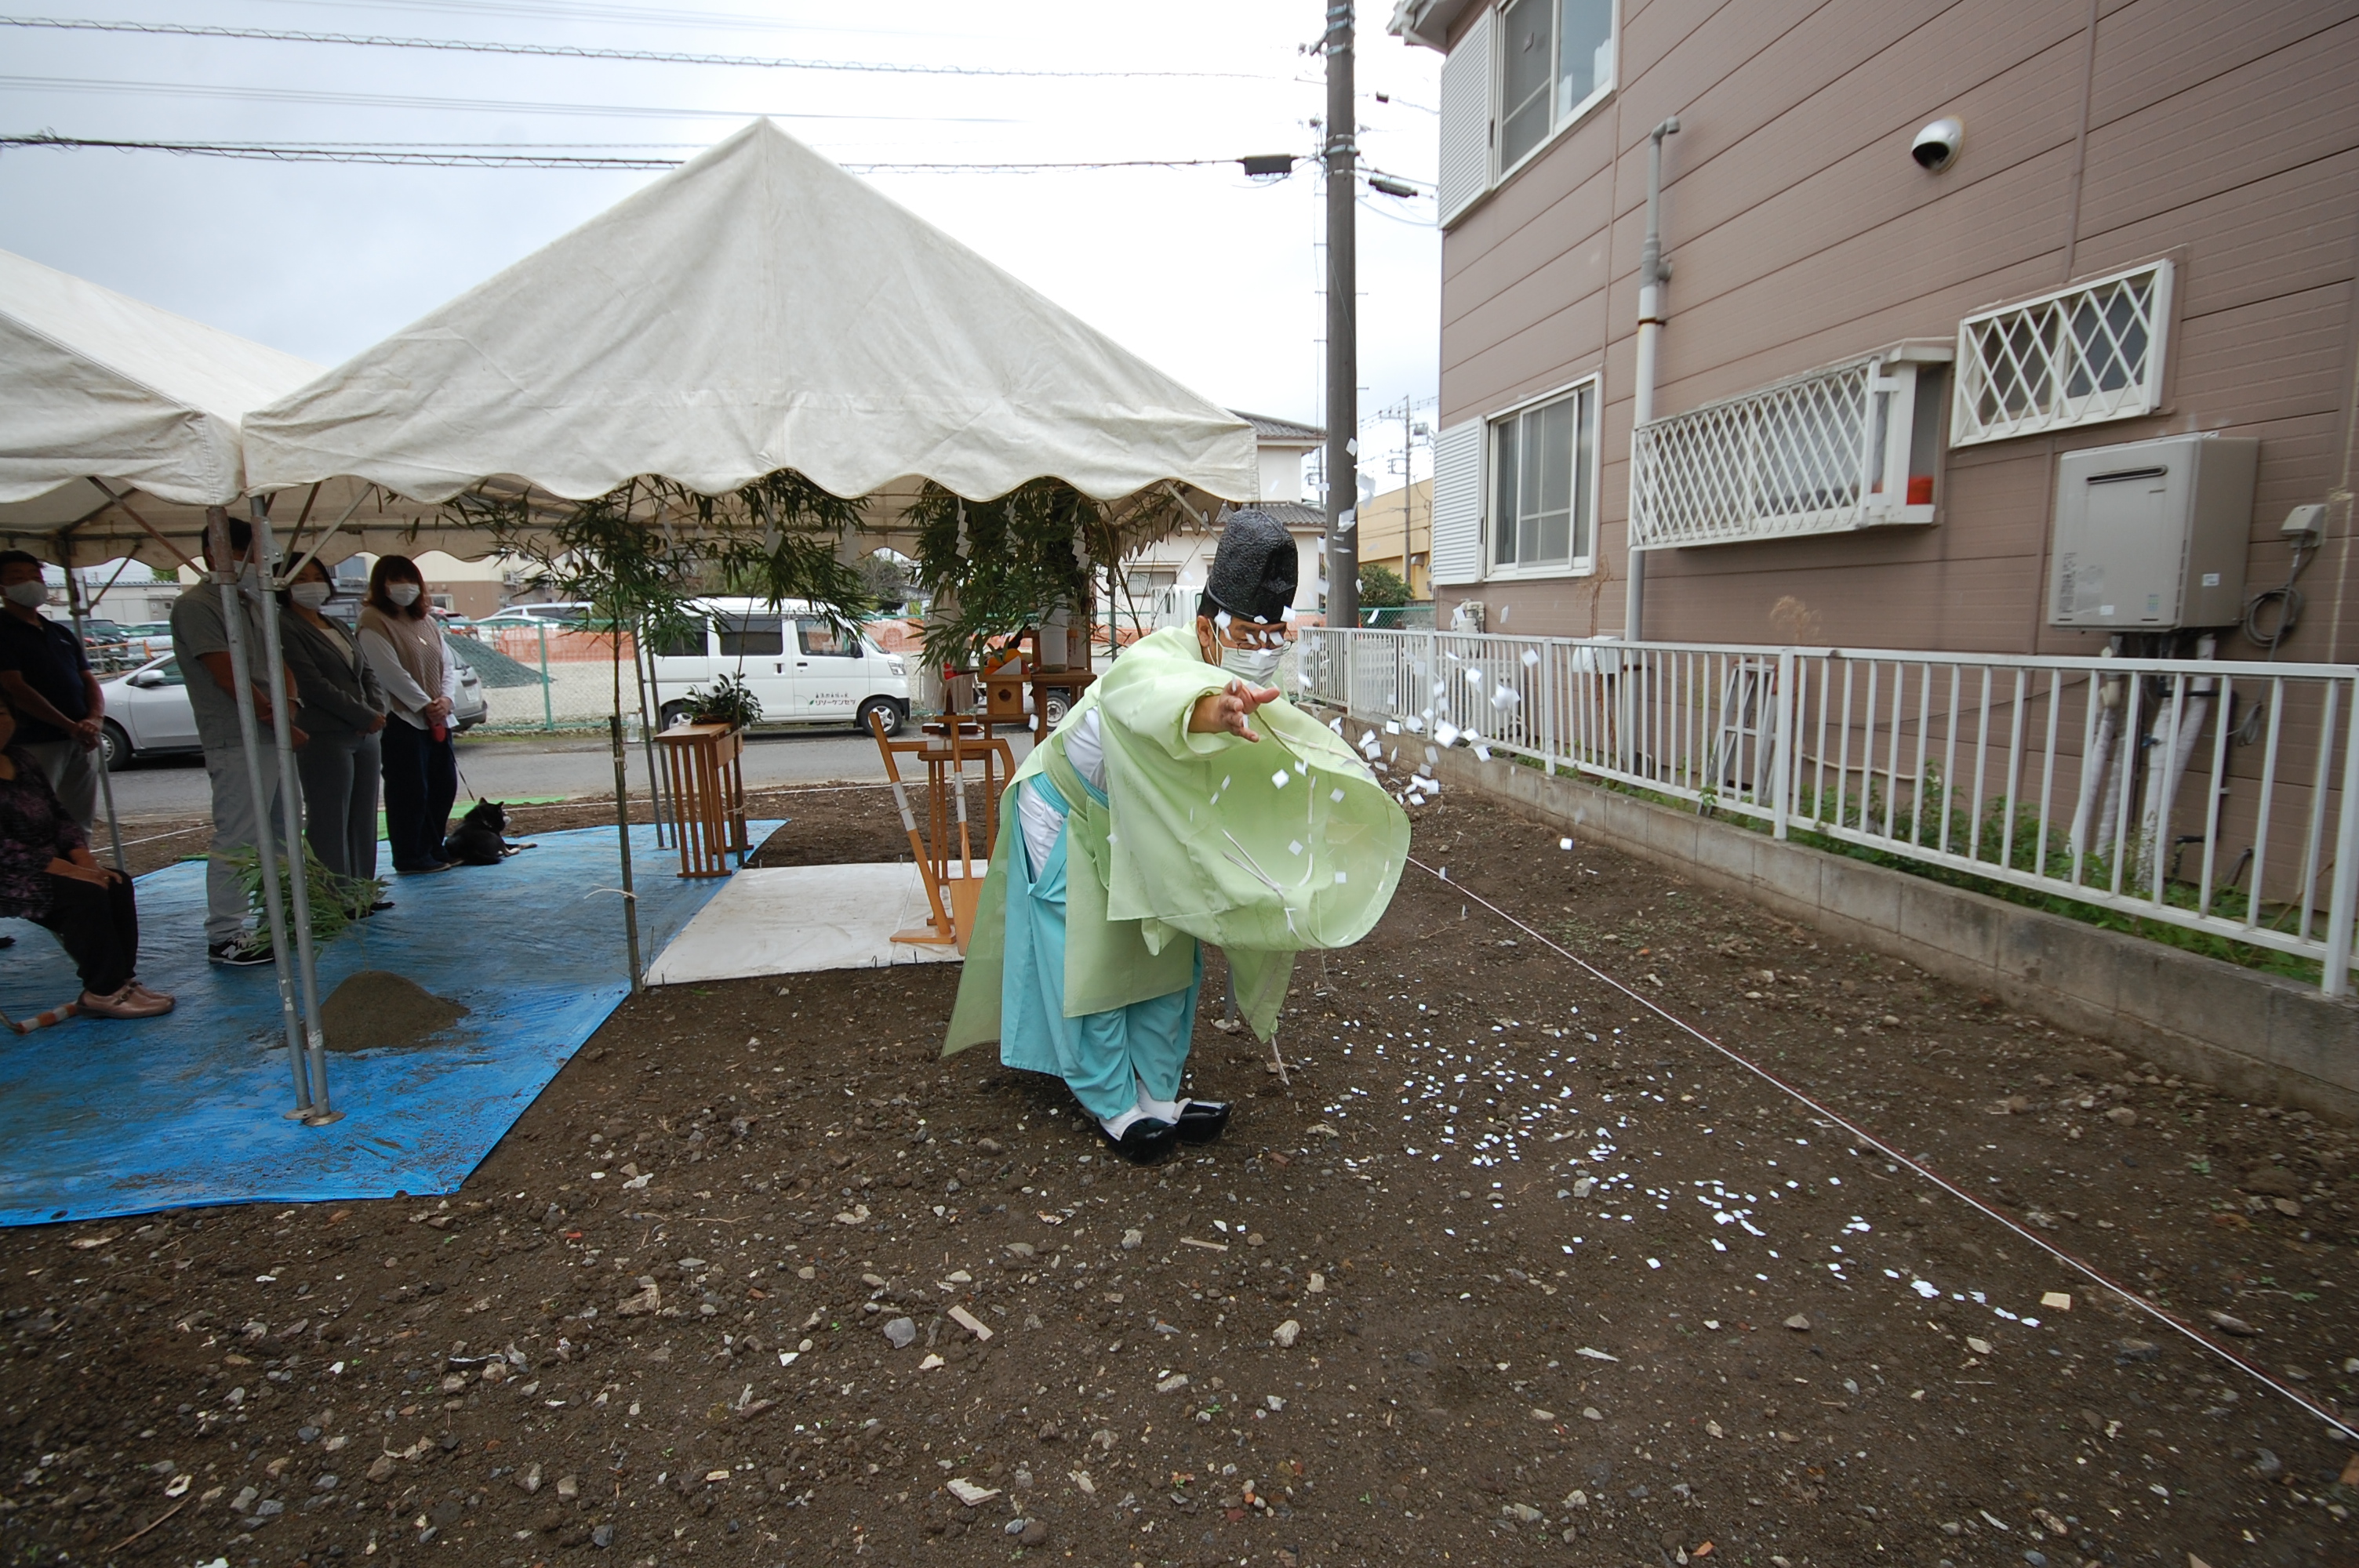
[1098,1106,1153,1138]
[1136,1077,1183,1122]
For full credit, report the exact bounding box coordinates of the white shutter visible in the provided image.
[1429,416,1484,584]
[1435,5,1494,227]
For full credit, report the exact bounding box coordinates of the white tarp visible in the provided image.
[245,119,1257,508]
[0,247,325,507]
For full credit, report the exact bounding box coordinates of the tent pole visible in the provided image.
[253,503,338,1125]
[609,713,644,993]
[634,625,667,849]
[208,506,314,1118]
[55,536,127,873]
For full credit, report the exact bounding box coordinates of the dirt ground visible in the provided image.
[7,779,2357,1568]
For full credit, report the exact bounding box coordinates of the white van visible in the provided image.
[647,597,911,735]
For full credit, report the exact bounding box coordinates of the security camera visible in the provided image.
[1911,117,1963,172]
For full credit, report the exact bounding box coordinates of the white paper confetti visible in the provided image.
[1270,769,1291,789]
[1521,648,1540,667]
[1434,721,1460,748]
[1289,840,1303,856]
[1330,788,1346,802]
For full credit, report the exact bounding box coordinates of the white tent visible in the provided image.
[0,246,323,508]
[244,118,1257,510]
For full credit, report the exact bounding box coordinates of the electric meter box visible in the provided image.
[2048,433,2256,630]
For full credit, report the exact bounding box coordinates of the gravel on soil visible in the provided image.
[5,783,2353,1568]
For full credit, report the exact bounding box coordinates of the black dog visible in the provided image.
[442,800,533,866]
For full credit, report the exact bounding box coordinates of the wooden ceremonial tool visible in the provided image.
[869,707,1015,952]
[0,997,83,1035]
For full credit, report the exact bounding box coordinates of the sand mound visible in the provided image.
[322,970,470,1052]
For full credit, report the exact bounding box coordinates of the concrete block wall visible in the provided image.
[1410,740,2359,1123]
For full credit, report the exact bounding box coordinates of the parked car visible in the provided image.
[96,647,485,769]
[646,597,909,735]
[96,654,200,769]
[474,601,595,630]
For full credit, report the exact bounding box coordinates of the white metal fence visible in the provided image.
[1299,626,2359,997]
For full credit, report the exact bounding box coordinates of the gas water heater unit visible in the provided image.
[2048,433,2256,630]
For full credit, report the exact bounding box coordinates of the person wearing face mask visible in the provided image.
[944,508,1408,1163]
[277,558,390,899]
[0,694,173,1018]
[169,516,306,967]
[356,556,463,876]
[0,550,105,832]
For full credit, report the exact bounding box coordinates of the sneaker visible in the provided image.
[208,936,274,967]
[80,984,173,1019]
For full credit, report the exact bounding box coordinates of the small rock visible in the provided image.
[2241,1165,2301,1198]
[947,1478,1000,1506]
[1571,1177,1597,1198]
[518,1463,543,1494]
[1271,1319,1301,1348]
[2206,1311,2259,1338]
[1504,1502,1543,1523]
[2115,1339,2161,1362]
[2104,1107,2137,1125]
[2023,1552,2048,1567]
[591,1523,615,1548]
[1561,1489,1588,1509]
[365,1456,395,1483]
[1156,1374,1190,1395]
[1019,1519,1049,1548]
[1006,1242,1036,1259]
[2251,1448,2283,1479]
[1965,1337,1994,1356]
[1580,1406,1603,1421]
[1120,1229,1143,1250]
[1997,1096,2031,1115]
[2270,1197,2303,1217]
[882,1317,917,1350]
[1783,1314,1811,1332]
[554,1474,580,1501]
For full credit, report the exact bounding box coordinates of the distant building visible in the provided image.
[1358,477,1434,600]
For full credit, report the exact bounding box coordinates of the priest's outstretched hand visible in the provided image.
[1187,677,1282,743]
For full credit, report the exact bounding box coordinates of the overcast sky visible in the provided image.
[0,0,1443,491]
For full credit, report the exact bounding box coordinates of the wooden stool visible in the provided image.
[870,711,1013,951]
[654,723,749,877]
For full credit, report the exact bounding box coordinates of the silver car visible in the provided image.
[98,651,487,769]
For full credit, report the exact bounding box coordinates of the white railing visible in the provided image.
[1299,626,2359,996]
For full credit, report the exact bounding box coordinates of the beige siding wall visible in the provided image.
[1433,0,2359,660]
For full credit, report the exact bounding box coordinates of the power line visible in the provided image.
[0,132,1290,176]
[252,0,958,40]
[0,74,1019,123]
[0,15,1278,82]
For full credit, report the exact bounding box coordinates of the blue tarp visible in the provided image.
[0,822,776,1227]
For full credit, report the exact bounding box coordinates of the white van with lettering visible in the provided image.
[646,597,910,735]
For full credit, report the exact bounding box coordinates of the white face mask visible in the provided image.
[290,581,333,609]
[385,583,422,608]
[2,581,48,608]
[1219,644,1284,684]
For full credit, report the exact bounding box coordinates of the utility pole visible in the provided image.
[1323,0,1359,630]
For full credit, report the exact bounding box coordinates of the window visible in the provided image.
[1432,0,1616,223]
[1630,348,1950,548]
[651,619,707,659]
[1497,0,1616,171]
[797,618,860,658]
[1487,381,1597,574]
[1951,260,2172,446]
[718,615,783,658]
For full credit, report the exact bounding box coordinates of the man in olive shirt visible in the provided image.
[0,551,104,830]
[169,519,304,966]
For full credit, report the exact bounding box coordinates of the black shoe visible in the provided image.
[1173,1100,1232,1145]
[1097,1117,1179,1166]
[208,936,274,967]
[359,898,395,917]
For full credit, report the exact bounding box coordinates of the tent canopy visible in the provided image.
[244,119,1258,513]
[0,247,325,510]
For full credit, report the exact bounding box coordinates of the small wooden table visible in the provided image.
[654,723,749,877]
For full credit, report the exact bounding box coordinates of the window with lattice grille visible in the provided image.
[1951,261,2173,446]
[1630,349,1948,550]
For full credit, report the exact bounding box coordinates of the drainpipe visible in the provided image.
[1624,116,1681,644]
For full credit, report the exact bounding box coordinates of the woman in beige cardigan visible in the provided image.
[357,556,461,875]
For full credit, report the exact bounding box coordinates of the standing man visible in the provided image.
[0,552,104,832]
[945,510,1409,1163]
[169,518,304,966]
